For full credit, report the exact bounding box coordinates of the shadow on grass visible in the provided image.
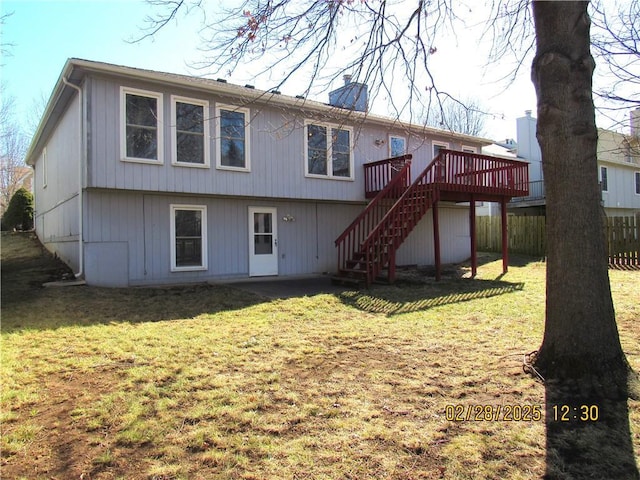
[544,379,639,479]
[339,278,524,316]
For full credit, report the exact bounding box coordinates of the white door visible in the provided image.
[248,207,278,276]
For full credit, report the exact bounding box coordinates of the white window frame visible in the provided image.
[462,145,478,153]
[600,166,608,192]
[304,120,354,181]
[120,87,164,164]
[171,95,210,168]
[170,204,208,272]
[42,148,47,188]
[389,135,407,158]
[432,141,450,159]
[635,171,640,195]
[215,104,251,172]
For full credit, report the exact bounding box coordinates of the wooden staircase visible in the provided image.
[334,150,529,286]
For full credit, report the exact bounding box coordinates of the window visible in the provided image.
[120,87,163,163]
[42,148,47,188]
[171,96,209,167]
[433,141,449,159]
[216,105,250,171]
[170,205,207,271]
[635,172,640,195]
[389,135,406,157]
[462,146,477,154]
[600,166,608,192]
[305,122,353,179]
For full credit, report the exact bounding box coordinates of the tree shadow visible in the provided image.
[338,278,524,316]
[543,379,639,479]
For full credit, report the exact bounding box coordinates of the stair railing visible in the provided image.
[360,154,445,285]
[335,155,412,277]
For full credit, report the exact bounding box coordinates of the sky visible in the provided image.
[1,0,632,145]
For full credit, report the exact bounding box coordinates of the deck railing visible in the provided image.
[434,150,529,196]
[510,180,545,203]
[364,154,412,198]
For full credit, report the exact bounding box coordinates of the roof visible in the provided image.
[26,58,495,165]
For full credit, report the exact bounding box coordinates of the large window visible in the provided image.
[172,96,209,167]
[635,171,640,195]
[389,135,406,157]
[121,87,163,163]
[216,105,250,171]
[600,166,608,192]
[170,205,207,271]
[305,122,353,179]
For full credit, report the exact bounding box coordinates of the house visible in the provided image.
[507,109,640,218]
[26,59,527,287]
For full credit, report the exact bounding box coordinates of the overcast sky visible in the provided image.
[1,0,633,144]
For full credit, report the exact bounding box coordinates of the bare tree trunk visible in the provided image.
[531,1,631,395]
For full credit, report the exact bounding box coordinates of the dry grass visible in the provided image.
[1,232,638,479]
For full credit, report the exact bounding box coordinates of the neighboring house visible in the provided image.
[26,59,526,287]
[485,109,640,218]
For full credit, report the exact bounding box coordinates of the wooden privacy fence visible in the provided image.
[477,215,640,265]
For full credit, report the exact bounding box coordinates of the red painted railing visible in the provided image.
[358,156,442,285]
[364,154,412,198]
[336,156,412,279]
[433,150,529,196]
[335,149,529,286]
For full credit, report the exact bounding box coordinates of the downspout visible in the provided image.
[62,76,84,279]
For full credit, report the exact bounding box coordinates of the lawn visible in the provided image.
[1,232,638,479]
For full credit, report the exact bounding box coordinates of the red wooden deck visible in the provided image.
[336,150,529,286]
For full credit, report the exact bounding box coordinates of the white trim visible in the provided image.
[432,141,450,159]
[303,120,355,181]
[170,95,210,168]
[389,135,407,157]
[120,86,164,164]
[462,145,478,153]
[215,103,251,172]
[170,204,208,272]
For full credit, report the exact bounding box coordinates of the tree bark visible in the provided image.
[531,1,632,396]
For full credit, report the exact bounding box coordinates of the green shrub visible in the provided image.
[1,188,34,231]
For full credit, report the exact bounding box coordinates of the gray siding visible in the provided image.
[33,94,82,271]
[86,74,484,202]
[601,163,640,213]
[84,190,471,286]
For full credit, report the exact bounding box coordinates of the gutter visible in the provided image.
[61,76,84,279]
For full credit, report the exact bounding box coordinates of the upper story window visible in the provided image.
[600,166,608,192]
[216,104,250,171]
[171,96,210,167]
[389,135,406,157]
[305,121,353,180]
[433,141,449,159]
[120,87,163,164]
[635,171,640,195]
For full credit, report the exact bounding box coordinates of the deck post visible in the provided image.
[470,195,477,278]
[433,200,441,281]
[501,197,509,274]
